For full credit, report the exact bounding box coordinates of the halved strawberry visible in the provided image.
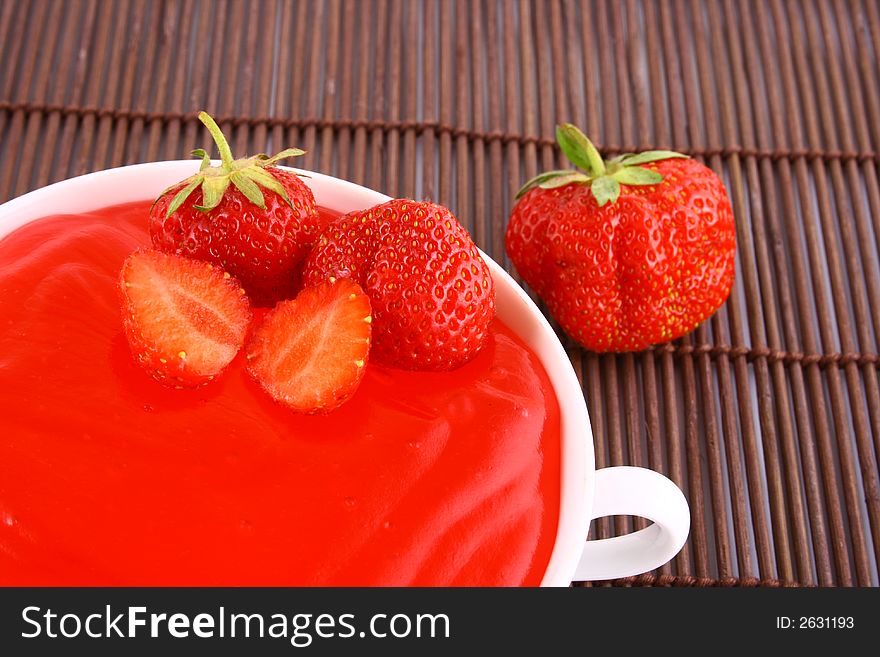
[119,249,252,388]
[246,278,372,413]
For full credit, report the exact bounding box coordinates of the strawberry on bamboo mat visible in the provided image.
[506,123,736,353]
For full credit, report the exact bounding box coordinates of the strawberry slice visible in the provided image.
[119,249,252,388]
[246,278,372,413]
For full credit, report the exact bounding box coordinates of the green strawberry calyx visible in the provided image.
[161,111,305,218]
[515,123,689,207]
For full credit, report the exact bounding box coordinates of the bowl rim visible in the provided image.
[0,161,595,587]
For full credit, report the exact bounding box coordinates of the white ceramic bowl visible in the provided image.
[0,161,690,586]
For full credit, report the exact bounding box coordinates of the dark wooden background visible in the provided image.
[1,0,878,586]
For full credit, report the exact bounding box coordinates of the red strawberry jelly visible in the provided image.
[0,200,561,586]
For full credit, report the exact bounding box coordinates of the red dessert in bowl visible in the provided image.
[0,162,689,586]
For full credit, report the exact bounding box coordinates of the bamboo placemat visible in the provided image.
[1,0,878,587]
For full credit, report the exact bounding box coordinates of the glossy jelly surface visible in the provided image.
[0,201,560,585]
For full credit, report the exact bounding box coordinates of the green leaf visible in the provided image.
[229,171,266,209]
[241,167,293,207]
[194,175,230,211]
[618,150,688,166]
[556,123,606,175]
[590,176,621,207]
[191,148,212,171]
[515,169,582,199]
[165,178,201,218]
[611,166,664,186]
[265,147,306,165]
[538,172,592,191]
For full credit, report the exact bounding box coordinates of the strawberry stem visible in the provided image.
[198,111,234,168]
[158,111,307,218]
[514,123,690,207]
[556,123,605,176]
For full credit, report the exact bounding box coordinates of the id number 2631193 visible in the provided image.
[776,617,854,630]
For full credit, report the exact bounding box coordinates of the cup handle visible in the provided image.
[574,466,690,582]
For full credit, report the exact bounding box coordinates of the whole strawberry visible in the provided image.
[150,111,326,306]
[302,199,495,371]
[506,124,735,352]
